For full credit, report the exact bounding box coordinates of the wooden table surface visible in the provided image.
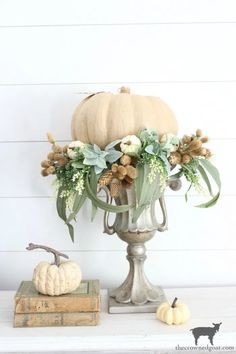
[0,287,236,353]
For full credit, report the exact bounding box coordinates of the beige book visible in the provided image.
[15,280,100,314]
[14,311,99,327]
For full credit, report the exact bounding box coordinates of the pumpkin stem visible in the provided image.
[120,86,130,94]
[171,297,178,308]
[26,243,69,267]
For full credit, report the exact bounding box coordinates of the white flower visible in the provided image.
[160,134,179,152]
[120,135,141,156]
[67,140,85,159]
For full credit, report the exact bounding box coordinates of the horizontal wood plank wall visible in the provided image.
[0,0,235,289]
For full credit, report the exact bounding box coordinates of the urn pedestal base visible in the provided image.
[108,288,166,314]
[108,241,166,313]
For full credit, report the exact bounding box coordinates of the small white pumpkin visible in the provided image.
[27,243,82,296]
[156,297,191,325]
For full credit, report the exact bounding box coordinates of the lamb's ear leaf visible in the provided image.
[85,174,131,213]
[105,150,123,163]
[105,139,121,151]
[56,188,74,242]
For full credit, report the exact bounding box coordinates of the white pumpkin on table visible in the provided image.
[26,243,82,296]
[156,297,191,325]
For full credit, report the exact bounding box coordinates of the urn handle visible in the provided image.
[156,196,168,232]
[102,186,116,235]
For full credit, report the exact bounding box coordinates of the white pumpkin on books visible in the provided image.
[26,243,82,296]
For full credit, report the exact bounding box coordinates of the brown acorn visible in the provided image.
[54,153,64,161]
[126,165,138,179]
[53,145,63,153]
[182,154,192,164]
[182,135,192,144]
[117,165,127,180]
[196,129,203,137]
[46,166,55,175]
[63,145,69,153]
[120,154,132,166]
[41,160,51,168]
[169,152,182,165]
[111,163,119,173]
[188,139,202,152]
[201,136,209,143]
[41,169,49,177]
[47,152,55,161]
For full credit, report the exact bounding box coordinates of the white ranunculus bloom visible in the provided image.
[67,140,85,159]
[120,135,141,156]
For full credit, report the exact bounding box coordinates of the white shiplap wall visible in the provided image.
[0,0,236,290]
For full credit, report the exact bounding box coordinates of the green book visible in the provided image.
[15,280,100,314]
[14,311,99,327]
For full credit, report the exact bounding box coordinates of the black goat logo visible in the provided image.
[190,323,222,345]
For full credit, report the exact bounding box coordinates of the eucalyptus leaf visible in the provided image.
[133,165,163,223]
[198,164,213,196]
[196,192,220,208]
[85,174,131,213]
[199,159,221,189]
[195,159,221,208]
[90,167,98,221]
[134,164,145,204]
[185,183,192,202]
[56,187,74,242]
[67,191,87,223]
[56,187,66,221]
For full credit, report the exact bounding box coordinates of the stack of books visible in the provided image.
[14,280,100,327]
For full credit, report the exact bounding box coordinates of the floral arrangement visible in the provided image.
[41,129,221,241]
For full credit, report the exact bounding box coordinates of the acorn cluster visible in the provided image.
[41,133,69,177]
[169,129,212,166]
[99,154,138,198]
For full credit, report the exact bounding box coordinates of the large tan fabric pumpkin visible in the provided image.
[71,87,178,149]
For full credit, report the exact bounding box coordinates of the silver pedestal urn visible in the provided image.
[103,179,181,313]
